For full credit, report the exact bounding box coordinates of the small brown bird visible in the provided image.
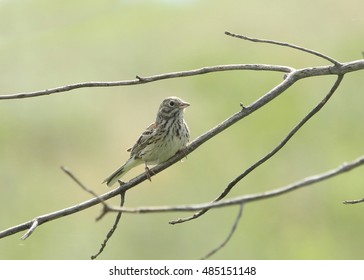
[103,96,190,187]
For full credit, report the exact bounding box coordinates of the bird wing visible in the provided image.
[128,122,159,158]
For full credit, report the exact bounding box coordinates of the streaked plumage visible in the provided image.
[103,96,190,187]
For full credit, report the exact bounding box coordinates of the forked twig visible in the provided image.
[91,191,126,260]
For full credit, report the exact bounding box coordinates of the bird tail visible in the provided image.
[103,158,141,187]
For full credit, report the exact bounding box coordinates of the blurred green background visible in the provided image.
[0,0,363,260]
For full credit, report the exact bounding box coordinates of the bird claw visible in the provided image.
[145,166,154,182]
[177,148,188,161]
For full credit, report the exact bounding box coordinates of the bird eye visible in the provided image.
[169,101,175,107]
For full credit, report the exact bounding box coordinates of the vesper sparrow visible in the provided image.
[103,96,190,187]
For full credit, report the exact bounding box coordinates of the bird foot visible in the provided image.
[145,166,154,182]
[177,148,188,161]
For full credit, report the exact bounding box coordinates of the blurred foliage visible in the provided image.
[0,0,363,259]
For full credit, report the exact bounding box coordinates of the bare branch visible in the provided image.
[225,31,341,65]
[0,64,292,100]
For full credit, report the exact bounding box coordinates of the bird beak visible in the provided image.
[179,102,190,109]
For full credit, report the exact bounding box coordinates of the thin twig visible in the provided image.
[170,74,344,224]
[225,31,341,65]
[61,165,110,220]
[343,198,364,205]
[91,191,126,260]
[61,166,107,207]
[61,165,114,221]
[62,166,112,221]
[201,204,244,260]
[62,166,126,259]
